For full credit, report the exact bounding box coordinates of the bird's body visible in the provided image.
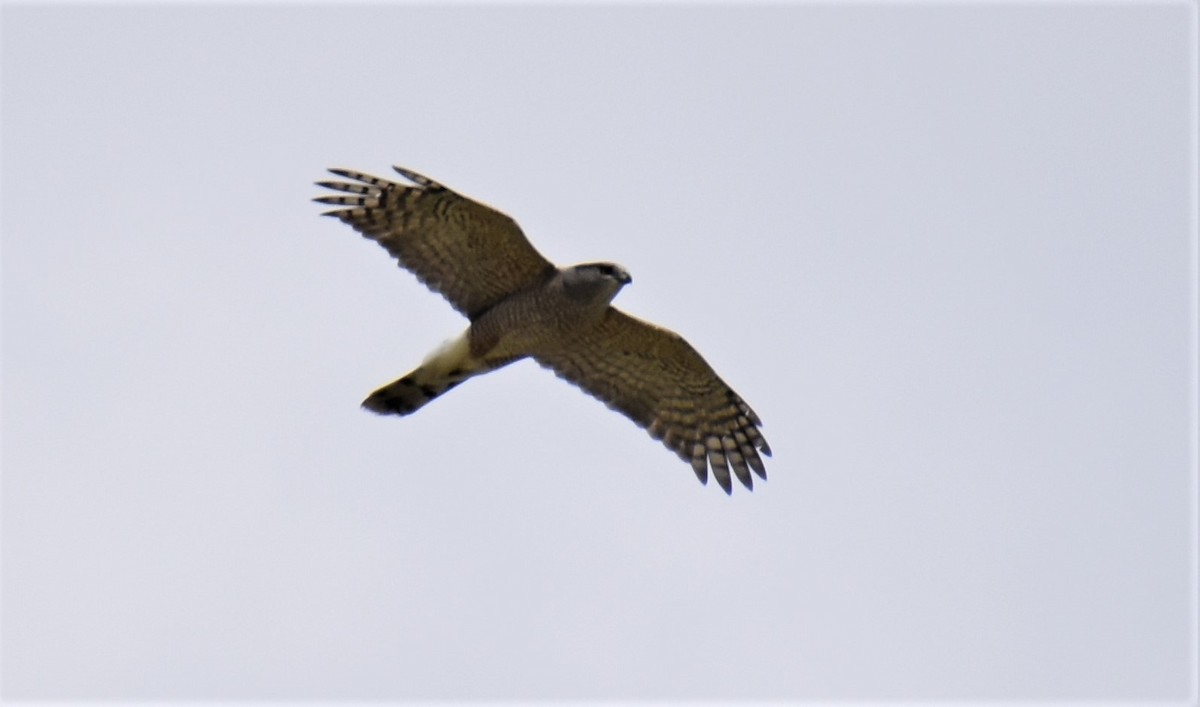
[469,264,629,359]
[363,264,628,416]
[315,166,770,493]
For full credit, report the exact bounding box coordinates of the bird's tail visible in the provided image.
[362,370,463,416]
[361,329,476,416]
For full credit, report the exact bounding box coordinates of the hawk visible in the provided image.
[314,165,771,493]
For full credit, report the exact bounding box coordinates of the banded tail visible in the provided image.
[361,329,477,416]
[362,371,462,416]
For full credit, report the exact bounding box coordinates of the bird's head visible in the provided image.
[561,262,633,304]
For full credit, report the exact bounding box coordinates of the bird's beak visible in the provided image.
[619,270,633,285]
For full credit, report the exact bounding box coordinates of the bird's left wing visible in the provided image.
[315,166,557,320]
[533,308,771,494]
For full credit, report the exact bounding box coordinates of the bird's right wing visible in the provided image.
[315,166,557,320]
[534,308,771,494]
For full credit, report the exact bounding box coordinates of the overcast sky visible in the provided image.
[2,2,1196,703]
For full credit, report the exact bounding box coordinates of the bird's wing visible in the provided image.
[315,166,557,320]
[533,308,771,494]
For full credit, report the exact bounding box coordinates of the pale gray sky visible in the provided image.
[2,2,1196,702]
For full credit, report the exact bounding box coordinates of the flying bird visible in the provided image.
[314,166,770,493]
